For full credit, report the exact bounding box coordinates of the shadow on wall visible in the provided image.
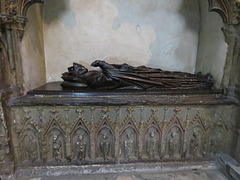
[22,4,47,92]
[43,0,76,28]
[174,0,200,72]
[25,4,44,56]
[196,0,227,88]
[178,0,200,33]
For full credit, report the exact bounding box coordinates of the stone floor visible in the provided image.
[15,169,228,180]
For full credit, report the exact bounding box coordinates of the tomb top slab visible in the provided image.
[9,82,238,106]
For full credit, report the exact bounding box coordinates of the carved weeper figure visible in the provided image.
[52,134,62,162]
[189,132,199,156]
[76,134,87,161]
[100,133,110,161]
[61,61,214,90]
[169,131,180,158]
[27,135,38,162]
[147,132,157,159]
[124,133,134,160]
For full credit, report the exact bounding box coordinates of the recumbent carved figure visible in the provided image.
[61,60,214,90]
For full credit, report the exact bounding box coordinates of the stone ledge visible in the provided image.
[217,154,240,180]
[14,161,216,178]
[10,94,238,107]
[8,82,238,106]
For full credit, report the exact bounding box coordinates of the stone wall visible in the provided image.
[20,0,228,90]
[42,0,200,83]
[196,0,228,89]
[21,4,46,93]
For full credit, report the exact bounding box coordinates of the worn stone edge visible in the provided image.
[8,94,239,107]
[12,161,217,178]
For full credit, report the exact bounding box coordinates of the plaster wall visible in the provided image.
[21,4,46,92]
[196,0,228,88]
[42,0,200,82]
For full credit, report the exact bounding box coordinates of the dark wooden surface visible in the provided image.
[28,82,218,96]
[9,82,238,106]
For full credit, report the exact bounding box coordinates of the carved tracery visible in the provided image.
[1,0,44,16]
[186,112,208,157]
[19,110,40,162]
[208,0,240,24]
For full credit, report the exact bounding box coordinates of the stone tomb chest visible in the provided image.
[9,81,237,166]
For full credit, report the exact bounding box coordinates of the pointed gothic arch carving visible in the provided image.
[208,0,240,24]
[119,113,139,160]
[95,113,116,160]
[20,0,44,16]
[165,112,184,158]
[70,112,90,161]
[143,114,162,159]
[19,111,40,162]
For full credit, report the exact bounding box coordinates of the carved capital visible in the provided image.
[4,0,17,15]
[0,14,27,31]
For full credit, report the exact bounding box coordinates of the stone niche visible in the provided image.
[5,0,239,170]
[9,84,237,166]
[21,0,227,91]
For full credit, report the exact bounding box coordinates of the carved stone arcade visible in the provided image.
[0,0,240,175]
[9,104,235,166]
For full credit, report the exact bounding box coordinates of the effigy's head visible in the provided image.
[68,63,88,75]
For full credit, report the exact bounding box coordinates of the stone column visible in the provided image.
[0,100,14,174]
